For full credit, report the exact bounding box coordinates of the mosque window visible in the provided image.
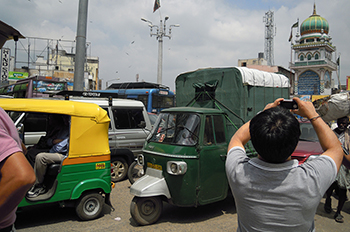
[315,54,319,60]
[307,54,312,60]
[300,55,304,61]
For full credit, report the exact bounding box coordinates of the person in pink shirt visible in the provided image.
[0,107,35,232]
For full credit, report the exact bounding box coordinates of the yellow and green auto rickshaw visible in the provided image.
[0,98,113,220]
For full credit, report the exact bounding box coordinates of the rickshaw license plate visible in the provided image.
[96,163,106,169]
[147,162,162,170]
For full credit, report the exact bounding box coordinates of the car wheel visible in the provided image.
[76,193,104,221]
[111,157,128,182]
[130,196,162,226]
[128,161,145,184]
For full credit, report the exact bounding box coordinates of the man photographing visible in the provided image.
[226,97,345,232]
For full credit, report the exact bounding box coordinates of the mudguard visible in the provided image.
[71,178,111,199]
[130,168,171,199]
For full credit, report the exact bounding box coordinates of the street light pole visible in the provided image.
[141,16,179,85]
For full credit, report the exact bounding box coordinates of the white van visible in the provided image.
[69,95,151,182]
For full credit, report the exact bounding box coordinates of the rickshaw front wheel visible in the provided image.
[130,196,163,225]
[76,193,104,221]
[128,161,145,184]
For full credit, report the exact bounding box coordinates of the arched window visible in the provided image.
[315,53,319,60]
[307,54,312,60]
[300,55,304,61]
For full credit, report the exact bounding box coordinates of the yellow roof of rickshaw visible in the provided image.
[0,98,109,122]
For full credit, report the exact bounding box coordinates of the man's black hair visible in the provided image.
[250,107,300,163]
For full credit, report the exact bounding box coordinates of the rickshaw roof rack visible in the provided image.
[55,90,118,106]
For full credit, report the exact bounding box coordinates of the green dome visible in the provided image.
[300,5,329,36]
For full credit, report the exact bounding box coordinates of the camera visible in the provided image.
[279,99,298,109]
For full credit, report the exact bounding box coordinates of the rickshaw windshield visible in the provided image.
[149,112,200,146]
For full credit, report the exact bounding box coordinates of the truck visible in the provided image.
[129,67,290,225]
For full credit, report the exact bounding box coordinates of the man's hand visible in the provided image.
[263,98,284,111]
[292,97,319,119]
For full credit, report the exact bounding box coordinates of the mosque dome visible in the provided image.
[300,4,329,42]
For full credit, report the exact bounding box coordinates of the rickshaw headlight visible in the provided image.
[167,161,187,175]
[137,154,144,166]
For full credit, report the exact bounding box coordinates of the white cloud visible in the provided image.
[1,0,349,90]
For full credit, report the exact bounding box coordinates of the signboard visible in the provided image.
[9,71,28,80]
[33,81,65,92]
[298,70,320,95]
[0,48,10,83]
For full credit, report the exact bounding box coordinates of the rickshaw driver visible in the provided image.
[25,114,70,167]
[27,115,70,198]
[226,97,346,232]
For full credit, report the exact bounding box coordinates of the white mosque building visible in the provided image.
[291,4,338,96]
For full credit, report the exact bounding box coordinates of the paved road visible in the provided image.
[15,179,350,231]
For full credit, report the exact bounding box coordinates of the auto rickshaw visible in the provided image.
[130,107,231,225]
[0,98,113,220]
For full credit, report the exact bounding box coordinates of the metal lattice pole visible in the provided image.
[263,10,275,66]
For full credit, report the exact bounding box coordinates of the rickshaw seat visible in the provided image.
[46,164,60,176]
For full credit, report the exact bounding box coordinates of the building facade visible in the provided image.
[290,4,337,96]
[1,37,100,90]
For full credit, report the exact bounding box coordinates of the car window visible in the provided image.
[213,115,226,144]
[112,108,145,129]
[148,113,158,126]
[204,116,214,145]
[24,113,48,132]
[8,112,48,133]
[7,111,22,122]
[102,107,112,129]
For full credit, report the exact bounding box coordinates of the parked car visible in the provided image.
[291,121,323,164]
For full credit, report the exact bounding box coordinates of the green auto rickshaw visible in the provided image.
[130,107,232,225]
[1,98,113,220]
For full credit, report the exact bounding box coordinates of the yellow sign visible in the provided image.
[311,95,329,102]
[147,162,162,170]
[96,163,106,170]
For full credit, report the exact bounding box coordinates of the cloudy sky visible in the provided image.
[1,0,349,90]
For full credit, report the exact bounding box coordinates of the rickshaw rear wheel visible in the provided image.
[76,193,104,221]
[130,196,163,225]
[111,157,128,182]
